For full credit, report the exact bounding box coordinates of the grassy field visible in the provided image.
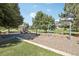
[0,39,61,56]
[0,26,18,33]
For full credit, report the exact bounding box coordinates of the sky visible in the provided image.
[19,3,64,26]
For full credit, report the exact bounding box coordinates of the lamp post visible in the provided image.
[69,22,71,39]
[69,20,72,40]
[66,13,74,40]
[67,13,74,40]
[48,24,51,33]
[60,13,74,40]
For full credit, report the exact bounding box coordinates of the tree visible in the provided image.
[59,12,69,29]
[64,3,79,31]
[32,11,55,33]
[0,3,23,32]
[23,22,29,29]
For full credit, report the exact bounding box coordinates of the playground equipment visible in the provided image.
[19,24,28,34]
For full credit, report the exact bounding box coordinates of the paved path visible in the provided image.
[24,33,79,56]
[0,32,39,43]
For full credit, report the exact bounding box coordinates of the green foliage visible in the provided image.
[32,11,55,32]
[23,22,29,29]
[59,20,69,28]
[0,3,23,29]
[64,3,79,31]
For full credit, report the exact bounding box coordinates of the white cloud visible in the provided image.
[30,12,36,18]
[47,9,51,12]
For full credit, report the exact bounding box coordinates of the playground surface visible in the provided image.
[21,33,79,56]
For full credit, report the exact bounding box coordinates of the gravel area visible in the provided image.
[27,33,79,56]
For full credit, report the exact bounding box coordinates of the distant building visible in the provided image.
[55,21,61,28]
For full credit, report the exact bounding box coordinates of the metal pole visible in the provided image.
[48,25,50,37]
[69,22,71,40]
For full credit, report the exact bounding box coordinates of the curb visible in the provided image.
[17,37,74,56]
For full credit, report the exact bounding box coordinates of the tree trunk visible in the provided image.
[36,29,37,35]
[46,30,48,33]
[75,27,78,32]
[7,27,10,34]
[44,30,47,33]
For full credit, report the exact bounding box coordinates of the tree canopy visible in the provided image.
[59,3,79,31]
[32,11,55,32]
[0,3,23,29]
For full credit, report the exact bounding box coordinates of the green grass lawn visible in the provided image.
[52,28,79,36]
[0,39,61,56]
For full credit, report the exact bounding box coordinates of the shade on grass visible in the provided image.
[0,39,61,56]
